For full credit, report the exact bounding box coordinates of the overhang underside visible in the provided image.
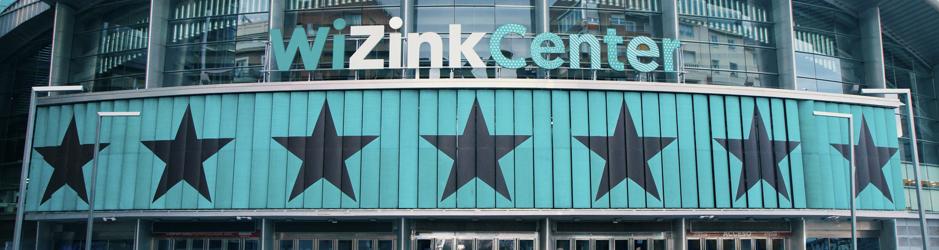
[23,209,939,221]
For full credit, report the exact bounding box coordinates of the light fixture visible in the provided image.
[236,216,253,221]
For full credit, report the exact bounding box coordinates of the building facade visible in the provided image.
[2,0,939,250]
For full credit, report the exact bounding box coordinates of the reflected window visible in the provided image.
[793,0,865,93]
[67,1,149,91]
[163,0,270,86]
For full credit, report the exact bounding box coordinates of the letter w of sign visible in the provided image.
[271,27,329,71]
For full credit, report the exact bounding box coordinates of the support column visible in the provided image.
[790,218,806,250]
[267,0,285,82]
[772,0,797,90]
[262,219,274,250]
[672,219,685,250]
[539,218,551,250]
[35,221,53,250]
[661,0,679,83]
[135,220,153,250]
[398,218,410,250]
[145,0,171,88]
[878,219,898,250]
[860,6,887,90]
[48,3,75,86]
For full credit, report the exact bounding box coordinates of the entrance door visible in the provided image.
[555,237,667,250]
[155,238,259,250]
[413,233,536,250]
[686,238,786,250]
[277,237,395,250]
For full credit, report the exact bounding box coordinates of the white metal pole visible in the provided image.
[11,90,37,250]
[13,86,83,250]
[848,115,856,250]
[862,88,929,249]
[902,92,929,250]
[85,115,103,250]
[814,111,857,250]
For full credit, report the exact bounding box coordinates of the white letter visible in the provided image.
[407,32,444,68]
[350,25,384,69]
[448,24,485,68]
[389,17,403,68]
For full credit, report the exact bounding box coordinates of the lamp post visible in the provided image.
[85,111,140,250]
[861,88,929,250]
[813,111,856,250]
[12,85,85,250]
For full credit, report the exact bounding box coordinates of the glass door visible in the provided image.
[555,237,668,250]
[155,238,259,250]
[686,238,785,250]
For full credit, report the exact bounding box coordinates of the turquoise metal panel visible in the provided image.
[532,90,553,208]
[380,90,401,208]
[694,95,714,208]
[659,93,681,208]
[24,89,905,212]
[625,92,645,208]
[604,92,628,208]
[641,92,663,208]
[724,96,746,208]
[284,92,307,208]
[456,89,477,208]
[569,91,591,208]
[341,91,363,208]
[360,90,383,208]
[437,90,457,208]
[495,89,516,208]
[756,97,774,208]
[551,90,573,208]
[399,90,420,208]
[709,95,730,208]
[785,100,807,208]
[828,103,849,209]
[476,90,496,208]
[513,90,535,208]
[418,90,438,208]
[676,94,698,208]
[740,97,761,209]
[770,99,791,208]
[884,107,904,210]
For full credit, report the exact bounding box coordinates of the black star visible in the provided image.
[143,106,233,202]
[274,102,377,201]
[574,101,674,201]
[422,100,529,201]
[831,118,898,201]
[714,106,799,200]
[35,117,109,204]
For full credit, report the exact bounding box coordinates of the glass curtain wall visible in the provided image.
[883,36,939,211]
[412,0,537,79]
[163,0,270,86]
[282,0,402,80]
[68,1,150,92]
[792,0,864,94]
[549,0,662,81]
[677,0,778,88]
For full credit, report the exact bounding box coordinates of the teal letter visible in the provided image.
[603,29,625,71]
[569,34,600,69]
[626,36,660,73]
[332,18,347,69]
[531,32,565,69]
[271,26,329,71]
[662,38,681,72]
[490,24,527,69]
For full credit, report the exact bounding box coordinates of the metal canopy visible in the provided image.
[878,0,939,67]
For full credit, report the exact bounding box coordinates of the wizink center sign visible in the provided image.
[271,17,680,73]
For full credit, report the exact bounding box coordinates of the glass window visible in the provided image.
[282,240,295,250]
[500,240,515,250]
[478,240,493,250]
[339,241,352,250]
[556,240,570,250]
[518,240,533,250]
[245,240,259,250]
[687,240,701,250]
[163,0,270,87]
[227,240,241,250]
[360,240,374,250]
[321,240,334,250]
[378,241,393,250]
[678,0,778,87]
[633,240,647,250]
[67,1,149,92]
